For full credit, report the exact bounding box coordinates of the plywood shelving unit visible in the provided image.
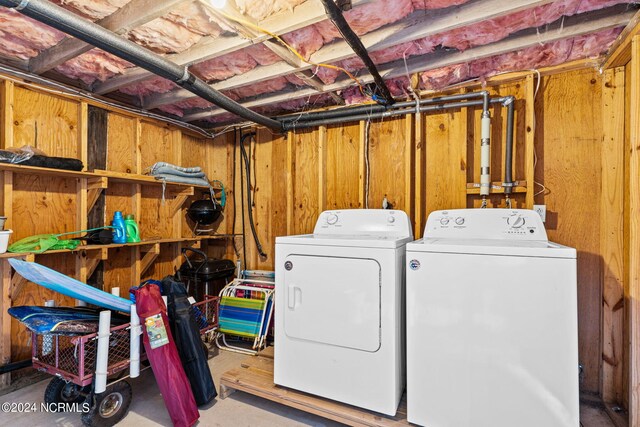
[0,79,236,388]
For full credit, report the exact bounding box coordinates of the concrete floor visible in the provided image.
[0,348,619,426]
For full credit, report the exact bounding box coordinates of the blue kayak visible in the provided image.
[9,259,132,313]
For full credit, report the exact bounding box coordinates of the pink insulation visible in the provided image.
[50,0,130,20]
[233,0,306,21]
[420,27,623,90]
[266,92,334,113]
[313,0,415,44]
[280,0,423,61]
[120,77,177,99]
[244,43,283,66]
[158,76,291,117]
[314,0,633,85]
[284,73,309,86]
[55,49,132,85]
[127,3,224,54]
[225,76,289,100]
[157,97,217,117]
[282,25,325,60]
[0,8,66,59]
[190,49,257,82]
[436,0,637,51]
[316,40,437,84]
[156,104,185,117]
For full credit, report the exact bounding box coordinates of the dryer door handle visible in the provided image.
[288,285,300,309]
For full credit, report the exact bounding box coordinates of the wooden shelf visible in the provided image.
[93,169,223,190]
[0,235,239,259]
[466,181,528,195]
[0,164,223,191]
[0,162,91,179]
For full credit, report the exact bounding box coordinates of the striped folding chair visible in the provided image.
[215,278,274,355]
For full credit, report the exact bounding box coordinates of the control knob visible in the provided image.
[326,213,339,225]
[455,217,465,225]
[440,218,450,226]
[387,216,395,223]
[508,215,526,229]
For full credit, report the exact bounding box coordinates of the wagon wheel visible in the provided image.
[81,381,132,427]
[44,377,91,410]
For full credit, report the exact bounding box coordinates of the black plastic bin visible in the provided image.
[176,248,236,301]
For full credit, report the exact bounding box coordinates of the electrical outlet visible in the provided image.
[534,205,546,222]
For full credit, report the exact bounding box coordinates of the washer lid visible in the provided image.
[276,233,412,249]
[407,238,576,259]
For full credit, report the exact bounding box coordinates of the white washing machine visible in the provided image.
[274,209,413,415]
[406,209,578,427]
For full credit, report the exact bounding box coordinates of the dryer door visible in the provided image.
[283,254,381,352]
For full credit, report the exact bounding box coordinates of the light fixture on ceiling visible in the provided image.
[208,0,226,8]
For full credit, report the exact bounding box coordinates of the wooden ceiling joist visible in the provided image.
[28,0,193,74]
[182,5,634,122]
[143,0,558,110]
[602,8,640,69]
[92,0,372,95]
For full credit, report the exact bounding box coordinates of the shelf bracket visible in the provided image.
[9,254,35,301]
[169,188,195,217]
[87,177,108,213]
[77,247,108,282]
[140,243,160,277]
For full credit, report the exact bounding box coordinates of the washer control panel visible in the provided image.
[314,209,412,238]
[424,209,548,241]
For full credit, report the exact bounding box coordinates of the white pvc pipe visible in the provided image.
[129,304,141,379]
[94,310,111,394]
[43,300,55,355]
[75,299,86,307]
[480,115,491,196]
[111,287,120,297]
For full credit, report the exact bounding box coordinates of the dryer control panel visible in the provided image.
[314,209,413,238]
[424,209,548,241]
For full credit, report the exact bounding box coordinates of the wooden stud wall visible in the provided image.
[235,68,625,407]
[0,78,232,386]
[626,35,640,427]
[0,62,634,418]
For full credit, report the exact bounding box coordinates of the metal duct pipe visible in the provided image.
[320,0,394,106]
[279,91,490,123]
[283,97,505,131]
[503,96,516,195]
[0,0,282,131]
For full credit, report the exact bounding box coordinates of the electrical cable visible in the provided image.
[211,8,371,99]
[230,127,240,258]
[530,69,548,197]
[364,116,371,209]
[239,131,247,268]
[239,132,267,258]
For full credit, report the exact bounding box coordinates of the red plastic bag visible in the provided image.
[133,284,199,427]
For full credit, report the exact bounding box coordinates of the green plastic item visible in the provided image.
[8,227,105,254]
[124,214,141,243]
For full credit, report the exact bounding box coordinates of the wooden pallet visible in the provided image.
[219,349,410,427]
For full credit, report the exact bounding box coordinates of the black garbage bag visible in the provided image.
[162,275,217,406]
